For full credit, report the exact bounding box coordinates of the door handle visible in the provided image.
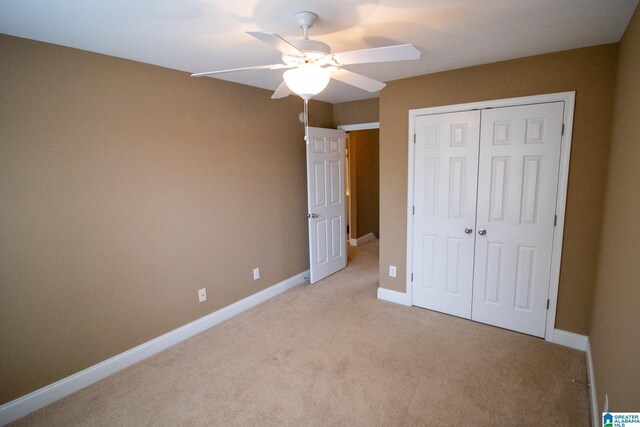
[478,228,487,236]
[465,228,473,234]
[307,213,319,218]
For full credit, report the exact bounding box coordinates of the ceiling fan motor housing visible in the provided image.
[284,39,331,64]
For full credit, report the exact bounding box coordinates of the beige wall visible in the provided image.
[334,98,379,126]
[0,34,333,404]
[379,44,618,335]
[589,5,640,411]
[348,129,380,238]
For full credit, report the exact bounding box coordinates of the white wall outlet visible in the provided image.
[253,267,260,280]
[198,288,207,303]
[389,265,397,278]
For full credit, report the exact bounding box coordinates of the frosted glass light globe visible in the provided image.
[283,65,331,100]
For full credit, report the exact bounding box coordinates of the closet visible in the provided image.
[409,97,569,338]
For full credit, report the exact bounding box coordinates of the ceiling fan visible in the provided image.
[191,11,421,100]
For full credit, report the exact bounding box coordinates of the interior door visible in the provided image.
[307,127,347,283]
[412,111,481,318]
[471,102,564,337]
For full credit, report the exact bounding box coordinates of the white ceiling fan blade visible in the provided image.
[330,69,386,92]
[271,81,291,99]
[246,31,304,56]
[333,44,420,65]
[191,64,288,77]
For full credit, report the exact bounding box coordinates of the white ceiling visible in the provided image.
[1,0,637,103]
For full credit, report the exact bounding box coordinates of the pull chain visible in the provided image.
[304,98,309,145]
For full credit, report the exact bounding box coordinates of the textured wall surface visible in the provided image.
[0,34,333,404]
[589,4,640,411]
[334,98,379,126]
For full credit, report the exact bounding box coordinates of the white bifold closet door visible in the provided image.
[472,103,563,337]
[412,102,564,337]
[412,111,481,319]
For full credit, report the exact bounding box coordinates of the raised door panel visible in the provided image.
[315,219,328,265]
[313,161,327,208]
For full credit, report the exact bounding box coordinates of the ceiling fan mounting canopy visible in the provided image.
[191,10,421,100]
[294,11,318,30]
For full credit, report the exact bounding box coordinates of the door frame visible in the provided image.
[338,122,380,132]
[406,92,575,342]
[338,122,380,244]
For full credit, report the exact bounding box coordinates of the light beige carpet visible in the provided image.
[13,240,590,426]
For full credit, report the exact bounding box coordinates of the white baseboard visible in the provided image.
[349,232,377,247]
[586,338,599,427]
[552,329,588,351]
[377,287,411,306]
[0,270,309,426]
[552,330,597,426]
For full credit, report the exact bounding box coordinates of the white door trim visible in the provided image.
[406,91,575,342]
[337,122,380,131]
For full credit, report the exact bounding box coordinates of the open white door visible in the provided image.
[307,127,347,283]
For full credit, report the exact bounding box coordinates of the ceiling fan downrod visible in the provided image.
[294,11,318,40]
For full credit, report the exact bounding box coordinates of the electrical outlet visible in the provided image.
[389,265,397,278]
[198,288,207,303]
[253,267,260,280]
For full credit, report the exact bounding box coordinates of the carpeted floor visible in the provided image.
[13,240,591,426]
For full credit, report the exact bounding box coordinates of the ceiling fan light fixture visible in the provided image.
[283,65,330,100]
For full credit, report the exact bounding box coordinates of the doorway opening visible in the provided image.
[339,122,380,247]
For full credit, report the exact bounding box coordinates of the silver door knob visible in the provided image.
[478,228,487,235]
[465,228,473,234]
